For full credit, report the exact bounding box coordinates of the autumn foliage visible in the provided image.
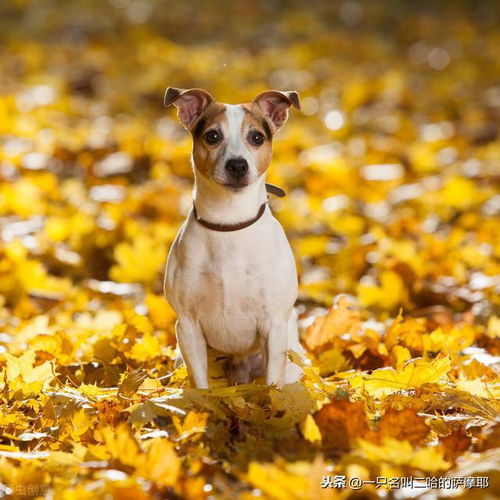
[0,1,499,498]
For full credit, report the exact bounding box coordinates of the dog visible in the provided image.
[163,87,304,389]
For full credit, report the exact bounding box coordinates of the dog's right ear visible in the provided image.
[253,90,301,132]
[164,87,214,130]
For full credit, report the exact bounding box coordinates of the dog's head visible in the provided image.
[164,88,300,192]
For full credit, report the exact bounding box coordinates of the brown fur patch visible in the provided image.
[191,102,227,178]
[241,105,273,175]
[243,103,277,134]
[191,102,226,136]
[192,102,273,179]
[241,104,273,137]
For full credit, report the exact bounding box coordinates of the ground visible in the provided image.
[0,1,499,499]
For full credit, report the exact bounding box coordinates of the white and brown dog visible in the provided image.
[163,87,304,389]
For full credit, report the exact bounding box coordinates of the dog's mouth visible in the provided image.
[223,182,249,192]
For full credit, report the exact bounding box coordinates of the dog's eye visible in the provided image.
[248,131,265,146]
[204,130,222,145]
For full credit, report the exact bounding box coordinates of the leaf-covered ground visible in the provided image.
[0,1,499,498]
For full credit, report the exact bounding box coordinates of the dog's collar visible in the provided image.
[265,182,286,198]
[192,183,286,232]
[193,201,267,232]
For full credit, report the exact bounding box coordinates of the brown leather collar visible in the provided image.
[265,182,286,198]
[192,183,286,232]
[193,201,267,232]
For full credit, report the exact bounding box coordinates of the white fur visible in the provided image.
[213,105,260,188]
[164,105,304,389]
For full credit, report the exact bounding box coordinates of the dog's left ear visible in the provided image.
[164,87,214,130]
[253,90,301,131]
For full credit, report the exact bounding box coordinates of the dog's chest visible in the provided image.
[187,221,291,311]
[166,214,297,353]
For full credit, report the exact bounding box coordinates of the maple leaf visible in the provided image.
[376,408,429,446]
[70,409,93,437]
[383,310,428,355]
[304,295,361,352]
[348,356,452,399]
[246,461,311,500]
[314,400,370,452]
[172,410,208,441]
[118,368,148,400]
[100,423,143,469]
[357,270,408,310]
[354,437,450,472]
[138,437,180,487]
[110,234,166,284]
[4,350,54,396]
[128,332,161,362]
[423,325,476,354]
[455,378,500,399]
[299,414,322,444]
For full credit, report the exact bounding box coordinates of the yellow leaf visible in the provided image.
[78,383,104,399]
[71,410,92,437]
[355,437,450,472]
[408,142,437,174]
[101,424,143,469]
[145,292,176,331]
[441,177,481,210]
[385,312,426,352]
[305,295,360,351]
[295,235,329,258]
[246,462,310,500]
[128,332,161,362]
[4,351,54,396]
[110,234,166,283]
[389,345,412,369]
[139,438,180,487]
[455,379,499,399]
[128,314,153,335]
[299,415,322,444]
[357,270,407,310]
[314,348,351,376]
[349,356,452,399]
[173,411,208,441]
[423,325,475,354]
[486,316,500,339]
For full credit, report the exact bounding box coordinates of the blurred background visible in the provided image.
[0,2,499,497]
[0,0,499,322]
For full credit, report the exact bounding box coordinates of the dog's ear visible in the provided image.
[164,87,214,130]
[253,90,301,131]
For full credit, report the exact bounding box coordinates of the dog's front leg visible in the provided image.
[264,321,288,387]
[176,318,208,389]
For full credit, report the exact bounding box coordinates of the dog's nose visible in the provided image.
[225,158,248,180]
